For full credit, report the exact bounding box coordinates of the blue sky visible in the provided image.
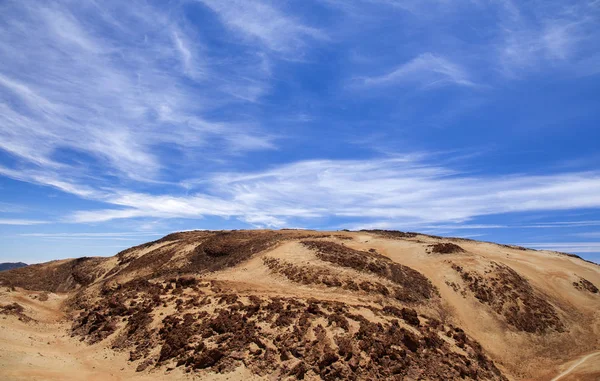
[1,0,600,264]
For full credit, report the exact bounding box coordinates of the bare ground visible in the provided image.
[0,229,599,380]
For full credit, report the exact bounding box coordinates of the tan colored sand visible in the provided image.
[0,289,264,381]
[1,230,599,380]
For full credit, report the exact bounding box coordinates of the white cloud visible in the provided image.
[361,53,476,88]
[0,203,27,213]
[323,0,470,16]
[3,156,594,228]
[416,224,508,230]
[172,31,193,71]
[0,165,109,200]
[0,1,274,183]
[524,221,600,228]
[0,219,47,225]
[519,242,600,253]
[330,0,600,81]
[171,29,205,80]
[1,0,599,235]
[495,0,598,76]
[352,221,600,233]
[196,0,324,55]
[18,232,161,240]
[499,23,576,73]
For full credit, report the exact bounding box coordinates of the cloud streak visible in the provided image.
[1,0,599,265]
[17,232,162,240]
[494,0,599,76]
[0,219,47,225]
[196,0,324,56]
[361,53,476,89]
[0,0,274,184]
[7,155,600,229]
[518,242,600,254]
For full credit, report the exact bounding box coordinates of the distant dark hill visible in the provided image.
[0,262,27,272]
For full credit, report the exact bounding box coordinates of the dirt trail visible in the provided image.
[550,352,600,381]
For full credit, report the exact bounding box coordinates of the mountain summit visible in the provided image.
[0,230,598,380]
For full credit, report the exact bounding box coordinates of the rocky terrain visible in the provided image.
[0,229,599,380]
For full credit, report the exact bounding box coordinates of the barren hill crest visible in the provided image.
[1,229,599,380]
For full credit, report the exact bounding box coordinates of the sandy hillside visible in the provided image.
[1,229,599,380]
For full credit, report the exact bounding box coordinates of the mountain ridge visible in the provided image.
[0,229,599,380]
[0,262,27,272]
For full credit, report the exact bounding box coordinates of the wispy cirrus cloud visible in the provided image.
[0,0,275,184]
[7,155,600,229]
[333,0,599,82]
[421,221,600,230]
[360,53,476,89]
[494,0,600,77]
[18,232,161,240]
[518,242,600,253]
[0,203,28,213]
[323,0,471,16]
[0,219,47,225]
[196,0,325,56]
[1,0,599,265]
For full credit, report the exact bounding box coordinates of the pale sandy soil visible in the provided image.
[0,289,262,381]
[1,230,599,380]
[552,352,600,381]
[345,235,600,379]
[533,351,600,381]
[204,234,600,380]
